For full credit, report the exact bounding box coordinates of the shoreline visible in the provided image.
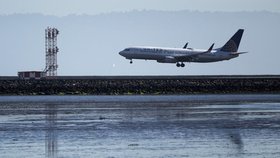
[1,94,280,103]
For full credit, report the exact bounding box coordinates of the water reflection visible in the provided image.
[45,104,58,158]
[229,130,243,152]
[228,106,244,154]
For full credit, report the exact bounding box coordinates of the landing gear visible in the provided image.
[130,60,133,64]
[181,63,185,67]
[176,62,185,67]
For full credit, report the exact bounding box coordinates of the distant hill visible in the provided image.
[0,11,279,75]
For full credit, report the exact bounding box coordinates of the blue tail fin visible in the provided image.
[220,29,244,52]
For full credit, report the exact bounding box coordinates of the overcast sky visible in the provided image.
[0,0,279,76]
[0,0,279,16]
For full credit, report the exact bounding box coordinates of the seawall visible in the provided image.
[0,75,280,95]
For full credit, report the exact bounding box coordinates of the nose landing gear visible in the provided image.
[130,60,133,64]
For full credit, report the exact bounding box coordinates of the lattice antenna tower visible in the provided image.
[44,27,59,76]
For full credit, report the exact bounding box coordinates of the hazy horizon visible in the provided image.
[0,0,280,16]
[0,9,279,16]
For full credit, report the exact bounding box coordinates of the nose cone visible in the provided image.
[119,51,125,57]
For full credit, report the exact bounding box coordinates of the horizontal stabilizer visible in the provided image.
[230,52,248,55]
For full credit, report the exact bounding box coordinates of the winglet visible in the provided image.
[183,42,188,49]
[206,43,215,53]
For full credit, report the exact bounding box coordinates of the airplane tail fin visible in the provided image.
[220,29,244,52]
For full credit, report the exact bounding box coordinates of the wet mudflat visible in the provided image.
[0,95,280,158]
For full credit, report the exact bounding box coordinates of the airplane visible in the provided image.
[119,29,247,67]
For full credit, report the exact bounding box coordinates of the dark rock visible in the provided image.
[0,76,280,95]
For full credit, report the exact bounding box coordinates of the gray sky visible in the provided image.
[0,0,279,16]
[0,0,279,76]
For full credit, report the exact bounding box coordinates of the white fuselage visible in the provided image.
[119,46,238,63]
[119,29,246,67]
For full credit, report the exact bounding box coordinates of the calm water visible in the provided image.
[0,95,280,158]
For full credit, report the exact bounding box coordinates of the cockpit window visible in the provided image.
[124,48,130,51]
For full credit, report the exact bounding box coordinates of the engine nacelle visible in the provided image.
[157,57,177,63]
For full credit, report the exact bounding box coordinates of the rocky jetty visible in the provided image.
[0,76,279,95]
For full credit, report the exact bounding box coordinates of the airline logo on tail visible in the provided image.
[220,29,244,52]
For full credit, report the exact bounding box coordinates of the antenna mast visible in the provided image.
[44,27,59,76]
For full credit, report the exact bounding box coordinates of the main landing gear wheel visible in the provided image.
[130,60,133,64]
[176,62,185,67]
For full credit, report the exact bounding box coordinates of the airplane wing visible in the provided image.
[174,43,214,61]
